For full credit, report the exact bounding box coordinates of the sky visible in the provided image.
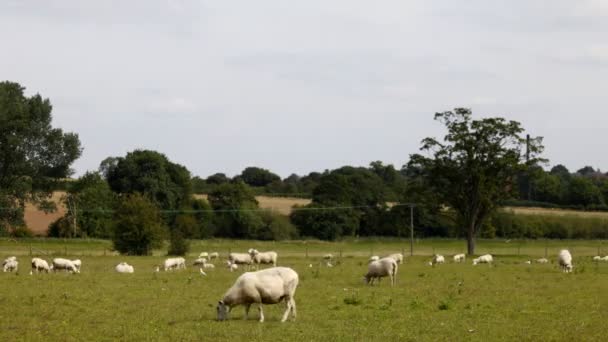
[2,0,608,178]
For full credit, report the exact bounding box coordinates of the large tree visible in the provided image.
[0,81,82,233]
[408,109,544,254]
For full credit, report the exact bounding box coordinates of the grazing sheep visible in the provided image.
[2,256,17,270]
[115,262,134,273]
[249,249,278,267]
[3,259,18,272]
[524,260,532,265]
[323,254,333,261]
[368,256,380,263]
[536,258,549,264]
[228,253,253,270]
[52,258,79,273]
[202,263,215,269]
[558,250,573,273]
[453,254,466,263]
[164,257,186,271]
[217,267,299,323]
[227,262,239,272]
[364,257,398,286]
[593,256,601,261]
[430,254,445,266]
[387,253,404,264]
[209,252,219,260]
[31,258,50,273]
[193,258,207,266]
[601,256,608,262]
[199,252,209,259]
[72,259,82,272]
[473,254,493,266]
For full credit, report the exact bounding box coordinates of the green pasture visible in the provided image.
[1,238,608,341]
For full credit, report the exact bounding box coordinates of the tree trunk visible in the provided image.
[467,224,476,255]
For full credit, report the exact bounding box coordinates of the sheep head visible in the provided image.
[217,300,230,321]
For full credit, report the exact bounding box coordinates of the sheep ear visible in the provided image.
[218,300,223,305]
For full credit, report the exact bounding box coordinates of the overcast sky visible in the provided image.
[2,1,607,178]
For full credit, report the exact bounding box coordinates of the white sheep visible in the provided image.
[601,256,608,262]
[217,267,299,323]
[558,250,573,273]
[386,253,404,264]
[453,254,466,263]
[473,254,493,266]
[209,252,219,260]
[3,259,18,272]
[430,254,445,266]
[31,258,50,273]
[193,258,207,266]
[72,259,82,272]
[226,261,239,272]
[593,256,601,261]
[164,257,186,271]
[524,260,532,264]
[52,258,79,273]
[323,254,333,261]
[364,257,398,286]
[2,256,17,270]
[368,256,380,263]
[199,252,209,259]
[115,262,134,273]
[228,253,253,270]
[202,262,215,269]
[536,258,549,264]
[249,249,278,267]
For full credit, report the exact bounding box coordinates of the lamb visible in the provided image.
[52,258,79,273]
[164,257,186,271]
[472,254,493,266]
[536,258,549,264]
[453,254,466,263]
[3,259,18,272]
[364,257,398,286]
[249,249,278,267]
[386,253,404,264]
[217,267,299,323]
[226,261,239,272]
[429,254,445,266]
[115,262,134,273]
[369,256,380,263]
[558,250,573,273]
[2,256,17,269]
[72,259,82,272]
[228,253,253,270]
[31,258,50,273]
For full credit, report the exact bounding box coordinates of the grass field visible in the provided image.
[1,238,608,341]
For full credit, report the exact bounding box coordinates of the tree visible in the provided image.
[106,150,192,220]
[408,109,544,255]
[61,172,116,238]
[207,182,262,238]
[206,173,230,185]
[112,194,165,255]
[239,167,281,187]
[0,81,82,233]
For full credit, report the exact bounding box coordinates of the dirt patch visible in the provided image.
[24,191,66,236]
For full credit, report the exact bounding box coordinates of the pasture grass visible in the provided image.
[1,238,608,341]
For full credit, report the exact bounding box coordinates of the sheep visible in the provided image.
[226,261,239,272]
[193,258,207,266]
[199,252,209,259]
[601,256,608,262]
[3,259,18,272]
[115,262,134,273]
[323,254,333,261]
[72,259,82,272]
[2,256,17,269]
[429,254,445,266]
[386,253,404,264]
[209,252,219,260]
[368,256,380,263]
[216,267,299,323]
[364,257,398,286]
[536,258,549,264]
[524,260,532,265]
[202,262,215,269]
[249,249,278,267]
[472,254,493,266]
[164,257,186,271]
[558,250,573,273]
[593,256,601,261]
[453,254,466,263]
[228,253,253,270]
[31,258,50,273]
[52,258,79,273]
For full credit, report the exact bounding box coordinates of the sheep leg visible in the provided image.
[290,298,297,320]
[244,304,251,320]
[281,299,291,322]
[258,304,264,323]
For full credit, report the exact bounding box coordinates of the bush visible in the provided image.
[255,210,298,240]
[167,228,189,256]
[112,194,166,255]
[491,210,608,239]
[10,226,33,238]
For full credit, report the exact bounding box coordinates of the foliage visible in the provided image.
[207,182,263,238]
[238,167,281,187]
[408,108,544,254]
[112,194,166,255]
[290,204,360,240]
[167,227,190,256]
[0,81,82,232]
[491,210,608,239]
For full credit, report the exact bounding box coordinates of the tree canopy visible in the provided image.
[408,108,544,254]
[0,81,82,233]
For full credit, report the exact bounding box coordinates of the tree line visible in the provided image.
[2,81,607,255]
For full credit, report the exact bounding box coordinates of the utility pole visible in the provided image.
[526,134,532,201]
[410,204,415,257]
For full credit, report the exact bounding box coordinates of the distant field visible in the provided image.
[503,206,608,218]
[1,238,607,341]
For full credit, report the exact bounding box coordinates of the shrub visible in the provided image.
[112,194,166,255]
[167,228,189,256]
